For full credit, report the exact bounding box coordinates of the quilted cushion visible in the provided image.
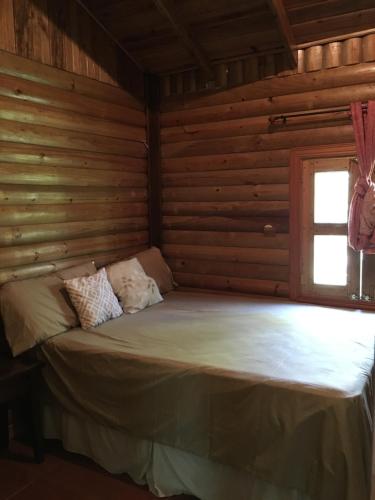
[64,268,123,329]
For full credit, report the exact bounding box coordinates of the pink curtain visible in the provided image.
[348,101,375,252]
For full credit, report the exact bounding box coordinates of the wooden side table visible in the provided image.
[0,355,44,463]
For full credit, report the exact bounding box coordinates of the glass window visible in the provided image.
[313,235,348,286]
[314,171,349,223]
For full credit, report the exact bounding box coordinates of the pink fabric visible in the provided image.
[348,101,375,252]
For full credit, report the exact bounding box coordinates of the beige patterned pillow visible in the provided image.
[132,247,176,294]
[106,258,163,314]
[64,268,123,329]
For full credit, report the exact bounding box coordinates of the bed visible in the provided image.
[29,289,374,500]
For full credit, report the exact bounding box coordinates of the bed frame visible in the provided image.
[0,285,374,500]
[0,319,11,357]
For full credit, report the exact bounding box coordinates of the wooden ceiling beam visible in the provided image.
[151,0,215,80]
[267,0,297,67]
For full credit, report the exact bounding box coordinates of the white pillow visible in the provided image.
[64,268,123,329]
[106,258,163,314]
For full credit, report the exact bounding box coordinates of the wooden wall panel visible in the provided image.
[0,50,148,285]
[0,0,144,96]
[160,62,375,297]
[0,0,16,53]
[161,34,375,99]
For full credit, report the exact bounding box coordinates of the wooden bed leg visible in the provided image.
[0,403,9,450]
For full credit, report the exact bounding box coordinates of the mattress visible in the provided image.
[40,290,375,500]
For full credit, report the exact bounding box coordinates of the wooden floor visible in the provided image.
[2,440,373,500]
[0,441,197,500]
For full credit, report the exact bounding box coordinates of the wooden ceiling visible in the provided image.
[81,0,375,75]
[285,0,375,45]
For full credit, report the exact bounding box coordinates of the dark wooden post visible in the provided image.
[145,73,162,248]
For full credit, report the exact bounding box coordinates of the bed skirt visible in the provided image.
[43,401,310,500]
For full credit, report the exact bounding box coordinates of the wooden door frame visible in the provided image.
[289,143,358,305]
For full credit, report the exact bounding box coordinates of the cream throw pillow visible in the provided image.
[64,268,123,329]
[106,258,163,314]
[132,247,176,294]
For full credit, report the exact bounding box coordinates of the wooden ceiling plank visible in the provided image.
[125,14,280,53]
[106,0,267,42]
[292,8,375,45]
[287,0,374,25]
[267,0,297,66]
[151,0,215,80]
[284,0,327,9]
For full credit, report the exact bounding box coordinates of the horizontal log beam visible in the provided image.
[173,272,289,297]
[162,125,353,158]
[0,217,148,246]
[162,215,289,233]
[161,62,375,111]
[0,163,147,187]
[162,201,289,217]
[163,230,289,249]
[0,185,147,205]
[0,244,147,285]
[163,244,289,266]
[0,73,146,127]
[0,94,146,142]
[161,82,375,126]
[168,257,288,281]
[162,149,290,173]
[164,167,289,187]
[161,111,350,143]
[0,231,148,269]
[0,142,147,173]
[163,184,288,202]
[0,202,148,225]
[0,119,147,157]
[0,49,143,110]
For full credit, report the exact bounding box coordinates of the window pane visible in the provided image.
[313,235,348,286]
[314,171,349,223]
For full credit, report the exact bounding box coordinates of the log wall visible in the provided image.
[0,0,143,95]
[160,61,375,297]
[0,50,148,285]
